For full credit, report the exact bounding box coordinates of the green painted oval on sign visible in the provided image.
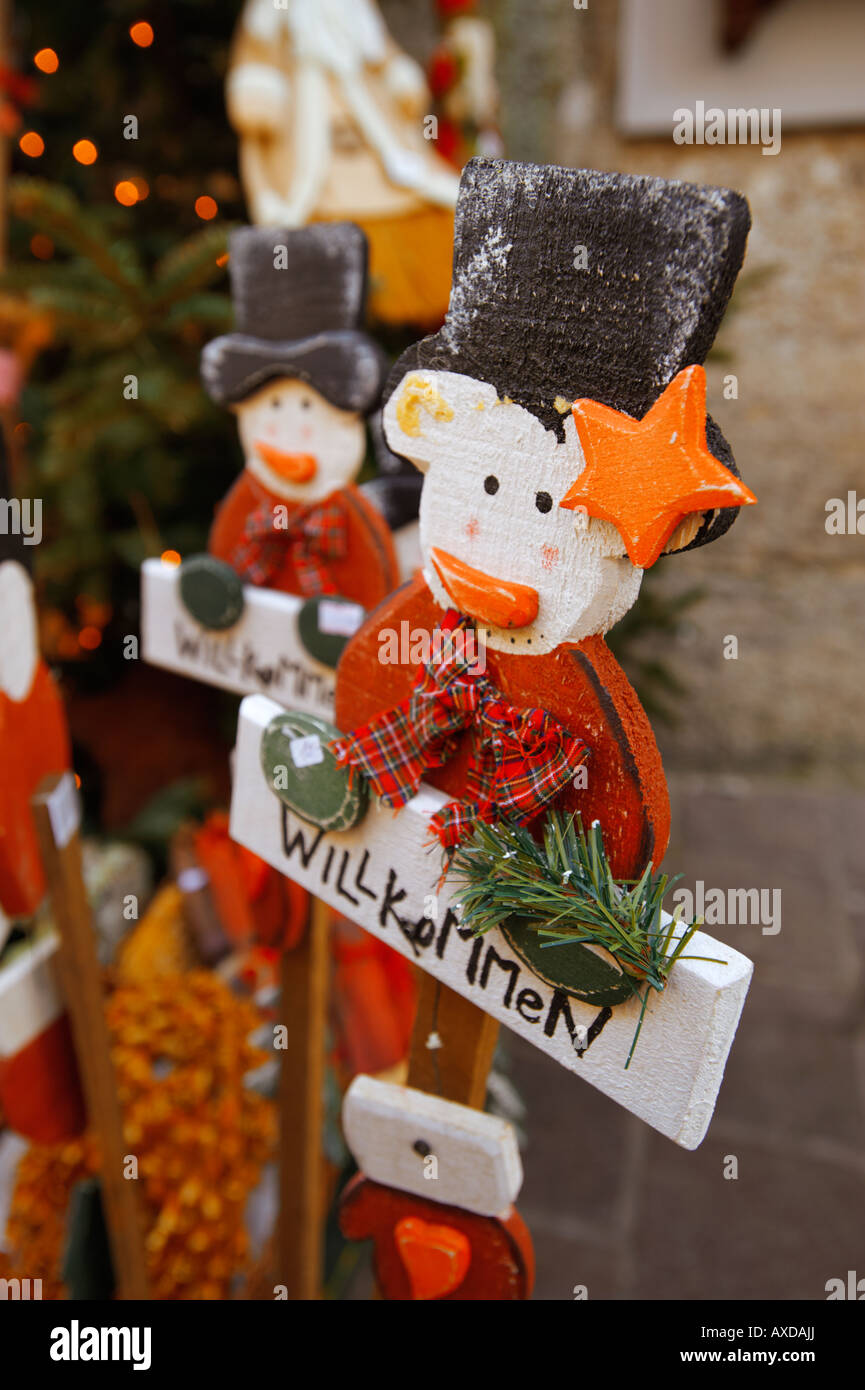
[259,710,368,833]
[499,916,637,1007]
[297,596,366,669]
[178,554,245,631]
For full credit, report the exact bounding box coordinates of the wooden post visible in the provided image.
[32,772,149,1301]
[276,894,330,1299]
[407,975,499,1109]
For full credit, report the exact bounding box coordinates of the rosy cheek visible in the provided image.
[300,424,313,442]
[464,516,480,541]
[541,544,559,571]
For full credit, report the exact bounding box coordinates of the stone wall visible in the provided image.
[548,2,865,783]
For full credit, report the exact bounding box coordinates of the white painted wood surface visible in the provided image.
[0,560,38,703]
[141,557,337,714]
[231,694,753,1149]
[0,929,64,1057]
[343,1075,523,1217]
[383,370,644,655]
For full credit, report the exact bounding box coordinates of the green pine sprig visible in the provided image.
[449,811,725,1066]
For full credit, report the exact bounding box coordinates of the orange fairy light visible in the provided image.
[34,48,59,74]
[73,139,98,165]
[130,21,154,47]
[161,550,181,567]
[19,131,44,158]
[115,180,139,207]
[74,774,82,789]
[216,252,229,267]
[131,176,150,200]
[194,195,217,221]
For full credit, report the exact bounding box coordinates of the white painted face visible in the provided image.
[0,560,39,702]
[383,371,643,655]
[234,378,366,505]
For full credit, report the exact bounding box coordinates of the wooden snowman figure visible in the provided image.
[200,222,399,616]
[143,221,413,710]
[0,450,85,1143]
[0,468,70,917]
[332,158,755,883]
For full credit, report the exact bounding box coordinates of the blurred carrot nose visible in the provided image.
[255,442,317,482]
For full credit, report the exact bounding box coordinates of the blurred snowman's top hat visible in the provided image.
[202,223,388,413]
[386,157,751,551]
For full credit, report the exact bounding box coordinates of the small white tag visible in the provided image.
[290,734,324,768]
[318,600,365,637]
[46,771,81,849]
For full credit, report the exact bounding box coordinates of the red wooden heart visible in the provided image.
[394,1216,472,1301]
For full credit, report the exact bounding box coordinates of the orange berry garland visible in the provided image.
[2,972,275,1300]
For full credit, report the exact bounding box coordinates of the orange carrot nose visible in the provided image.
[394,1217,472,1301]
[255,442,317,483]
[430,548,539,629]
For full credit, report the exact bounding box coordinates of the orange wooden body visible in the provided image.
[335,575,670,878]
[208,476,399,608]
[339,1174,534,1301]
[330,915,417,1076]
[0,1012,87,1144]
[0,663,71,918]
[192,811,308,951]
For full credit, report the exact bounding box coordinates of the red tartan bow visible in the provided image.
[230,494,348,596]
[331,614,591,848]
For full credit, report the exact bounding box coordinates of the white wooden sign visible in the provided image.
[231,694,753,1150]
[141,557,353,714]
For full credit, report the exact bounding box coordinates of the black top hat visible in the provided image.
[202,223,388,413]
[386,158,751,552]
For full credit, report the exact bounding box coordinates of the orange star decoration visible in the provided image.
[559,365,756,568]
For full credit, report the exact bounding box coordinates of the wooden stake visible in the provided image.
[407,974,499,1109]
[32,772,149,1300]
[276,894,330,1299]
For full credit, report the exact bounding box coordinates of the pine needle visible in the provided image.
[449,811,725,1065]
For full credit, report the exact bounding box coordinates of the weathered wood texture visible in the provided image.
[276,895,330,1300]
[32,773,150,1300]
[407,973,499,1111]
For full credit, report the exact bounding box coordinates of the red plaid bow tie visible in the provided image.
[230,495,348,596]
[332,613,591,848]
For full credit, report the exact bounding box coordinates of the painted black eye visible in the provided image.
[301,397,312,410]
[271,398,281,408]
[535,491,553,513]
[484,475,499,495]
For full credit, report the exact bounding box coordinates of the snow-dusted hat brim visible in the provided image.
[201,331,388,412]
